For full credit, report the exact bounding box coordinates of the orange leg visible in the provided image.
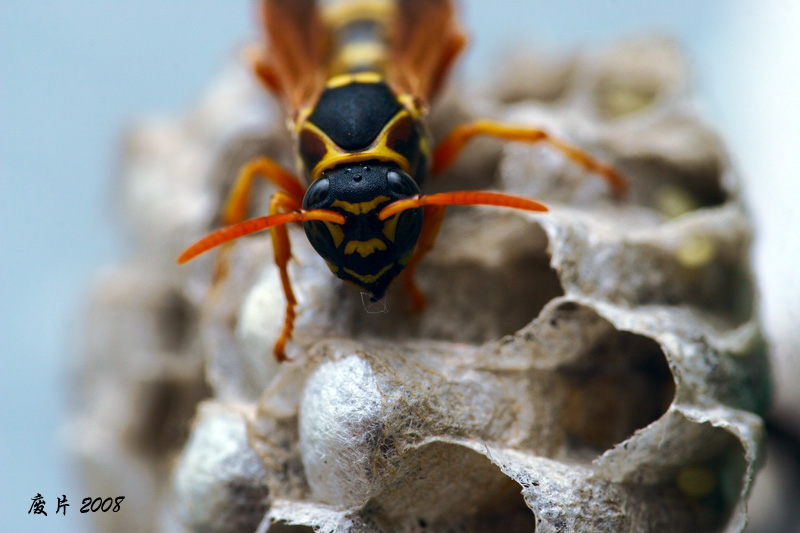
[213,156,307,282]
[266,192,302,362]
[222,156,307,226]
[431,119,627,197]
[401,205,447,313]
[178,188,344,362]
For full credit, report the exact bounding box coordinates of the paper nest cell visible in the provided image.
[74,38,770,532]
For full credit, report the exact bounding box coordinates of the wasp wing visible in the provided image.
[388,0,467,107]
[251,0,328,116]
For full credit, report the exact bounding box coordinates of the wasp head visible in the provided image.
[302,162,423,299]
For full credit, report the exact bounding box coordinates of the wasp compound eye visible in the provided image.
[387,169,420,198]
[303,177,330,209]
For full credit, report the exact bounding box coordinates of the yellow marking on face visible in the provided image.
[325,261,339,274]
[344,238,387,258]
[382,214,399,242]
[326,71,383,89]
[343,264,393,284]
[331,195,391,215]
[323,221,345,248]
[310,110,416,180]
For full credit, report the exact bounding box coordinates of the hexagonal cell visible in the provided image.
[618,145,729,215]
[588,38,689,121]
[494,52,577,105]
[361,441,537,532]
[595,413,752,532]
[495,301,676,458]
[540,206,756,329]
[82,268,181,365]
[676,439,748,532]
[342,212,561,345]
[557,326,675,455]
[156,290,197,353]
[581,38,731,213]
[127,375,211,458]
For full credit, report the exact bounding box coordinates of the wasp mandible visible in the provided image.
[178,0,627,361]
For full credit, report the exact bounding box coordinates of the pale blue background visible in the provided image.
[1,1,798,532]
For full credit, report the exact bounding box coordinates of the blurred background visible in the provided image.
[1,1,797,531]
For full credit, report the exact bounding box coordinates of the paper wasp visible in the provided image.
[178,0,627,361]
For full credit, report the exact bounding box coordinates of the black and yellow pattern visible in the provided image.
[290,2,431,297]
[301,162,423,299]
[179,0,623,361]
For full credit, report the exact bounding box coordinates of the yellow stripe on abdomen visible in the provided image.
[324,0,393,76]
[330,42,388,76]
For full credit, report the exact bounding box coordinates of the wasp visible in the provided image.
[178,0,627,361]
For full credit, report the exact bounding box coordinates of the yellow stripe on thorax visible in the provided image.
[325,72,383,89]
[307,110,414,180]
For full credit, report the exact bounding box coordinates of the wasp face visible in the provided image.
[302,162,423,299]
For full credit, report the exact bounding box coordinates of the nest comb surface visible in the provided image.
[75,38,769,533]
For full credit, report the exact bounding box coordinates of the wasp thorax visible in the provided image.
[302,163,423,298]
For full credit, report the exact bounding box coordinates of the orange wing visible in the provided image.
[250,0,328,116]
[388,0,468,107]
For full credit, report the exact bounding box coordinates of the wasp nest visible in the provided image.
[75,37,769,532]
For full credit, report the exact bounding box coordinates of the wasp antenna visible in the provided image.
[178,209,345,264]
[378,191,548,220]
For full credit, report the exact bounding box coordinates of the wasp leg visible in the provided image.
[431,119,627,197]
[266,191,304,362]
[401,204,447,313]
[222,157,307,226]
[213,157,307,283]
[177,196,345,362]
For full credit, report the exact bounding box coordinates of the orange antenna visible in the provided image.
[178,209,345,264]
[378,191,549,220]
